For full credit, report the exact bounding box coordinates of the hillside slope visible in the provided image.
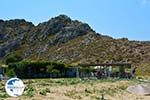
[0,15,150,66]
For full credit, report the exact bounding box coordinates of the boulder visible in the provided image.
[127,84,150,95]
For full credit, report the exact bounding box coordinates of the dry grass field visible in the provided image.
[0,77,150,100]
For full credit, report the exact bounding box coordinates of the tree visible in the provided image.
[5,52,23,64]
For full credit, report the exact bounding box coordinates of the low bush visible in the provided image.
[24,84,35,97]
[135,63,150,76]
[39,89,47,96]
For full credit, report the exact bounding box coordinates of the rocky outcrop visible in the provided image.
[27,15,94,45]
[0,19,34,58]
[0,15,150,66]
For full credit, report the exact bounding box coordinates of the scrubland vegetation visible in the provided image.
[0,77,150,100]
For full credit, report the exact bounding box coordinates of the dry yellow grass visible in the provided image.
[0,78,150,100]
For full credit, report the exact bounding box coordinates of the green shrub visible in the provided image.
[6,68,16,77]
[85,88,92,93]
[135,63,150,76]
[5,51,23,64]
[0,93,9,98]
[39,89,47,96]
[24,84,35,97]
[45,88,50,93]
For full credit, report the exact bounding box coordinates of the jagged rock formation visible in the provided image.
[0,15,150,66]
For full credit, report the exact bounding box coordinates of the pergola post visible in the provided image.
[119,65,125,78]
[76,67,80,78]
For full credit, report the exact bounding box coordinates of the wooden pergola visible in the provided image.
[76,62,133,78]
[78,62,132,67]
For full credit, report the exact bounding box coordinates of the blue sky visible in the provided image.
[0,0,150,41]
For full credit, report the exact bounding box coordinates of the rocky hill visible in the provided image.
[0,15,150,66]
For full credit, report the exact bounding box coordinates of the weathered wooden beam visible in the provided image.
[78,63,131,68]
